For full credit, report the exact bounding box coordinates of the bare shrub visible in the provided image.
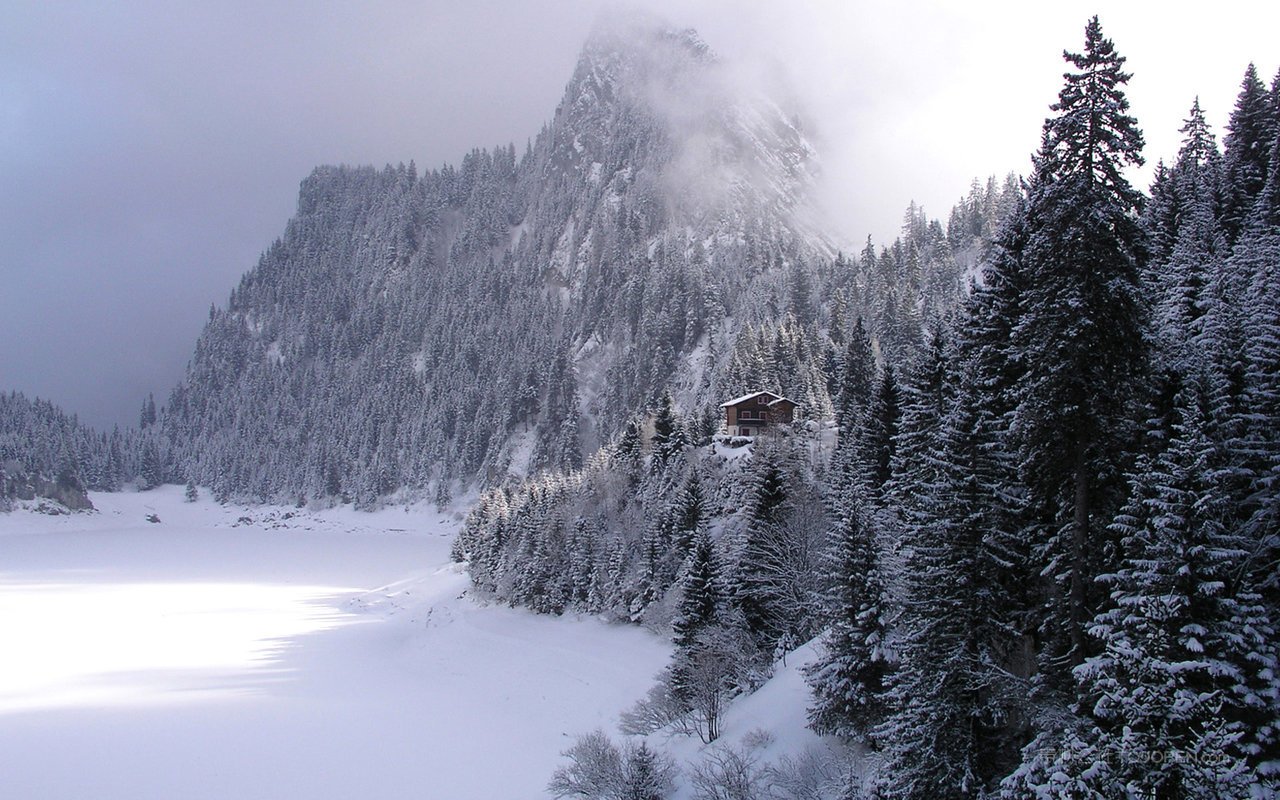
[548,730,678,800]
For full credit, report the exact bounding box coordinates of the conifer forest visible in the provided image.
[3,12,1278,799]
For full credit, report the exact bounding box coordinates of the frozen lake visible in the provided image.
[0,488,669,799]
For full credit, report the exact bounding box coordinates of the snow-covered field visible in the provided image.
[0,487,670,799]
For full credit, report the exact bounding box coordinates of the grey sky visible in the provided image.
[2,1,1276,430]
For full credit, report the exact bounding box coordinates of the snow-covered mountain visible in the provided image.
[159,16,841,505]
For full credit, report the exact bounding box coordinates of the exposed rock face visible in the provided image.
[1,460,95,512]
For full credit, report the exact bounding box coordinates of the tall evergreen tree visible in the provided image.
[1145,160,1179,267]
[966,189,1028,425]
[673,527,721,652]
[830,317,876,502]
[1009,16,1149,668]
[876,359,1028,800]
[650,391,686,474]
[139,394,157,430]
[856,365,901,496]
[834,317,875,432]
[1031,384,1279,797]
[1151,100,1226,399]
[1222,64,1276,244]
[670,527,732,727]
[804,500,889,743]
[1258,67,1280,225]
[669,469,707,556]
[735,450,793,650]
[888,323,952,498]
[1236,228,1280,608]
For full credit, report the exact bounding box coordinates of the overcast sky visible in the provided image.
[2,1,1277,430]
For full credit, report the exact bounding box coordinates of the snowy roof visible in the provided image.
[719,391,796,408]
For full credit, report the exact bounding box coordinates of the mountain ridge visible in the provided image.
[155,13,852,506]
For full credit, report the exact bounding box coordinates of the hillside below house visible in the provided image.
[719,391,797,437]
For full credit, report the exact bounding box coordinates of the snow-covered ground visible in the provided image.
[0,487,670,799]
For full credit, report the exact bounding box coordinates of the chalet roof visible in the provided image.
[719,391,797,408]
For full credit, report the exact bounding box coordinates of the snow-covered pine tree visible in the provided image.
[887,322,951,503]
[1199,227,1254,452]
[1258,68,1280,223]
[668,526,738,739]
[139,394,157,430]
[964,187,1028,429]
[1008,16,1150,671]
[952,263,1040,686]
[1039,381,1279,797]
[673,526,721,652]
[1145,159,1179,266]
[1155,100,1225,358]
[138,438,164,490]
[567,517,598,608]
[875,354,1028,799]
[1222,64,1276,245]
[879,322,956,626]
[855,365,900,498]
[619,742,673,800]
[1236,221,1280,609]
[804,496,890,743]
[1145,97,1222,272]
[669,469,707,557]
[630,525,664,623]
[1142,100,1230,461]
[830,317,875,501]
[732,447,794,652]
[651,391,686,475]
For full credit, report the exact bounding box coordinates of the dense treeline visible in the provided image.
[860,28,1280,794]
[519,19,1280,799]
[454,171,1014,636]
[461,189,1018,785]
[0,391,162,510]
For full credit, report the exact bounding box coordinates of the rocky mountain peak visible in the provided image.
[573,10,713,94]
[546,13,823,247]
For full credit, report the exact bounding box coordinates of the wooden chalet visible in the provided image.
[719,391,798,437]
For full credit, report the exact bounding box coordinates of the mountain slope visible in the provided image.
[161,18,836,505]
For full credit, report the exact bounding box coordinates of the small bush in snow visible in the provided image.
[620,681,686,736]
[689,745,767,800]
[548,730,677,800]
